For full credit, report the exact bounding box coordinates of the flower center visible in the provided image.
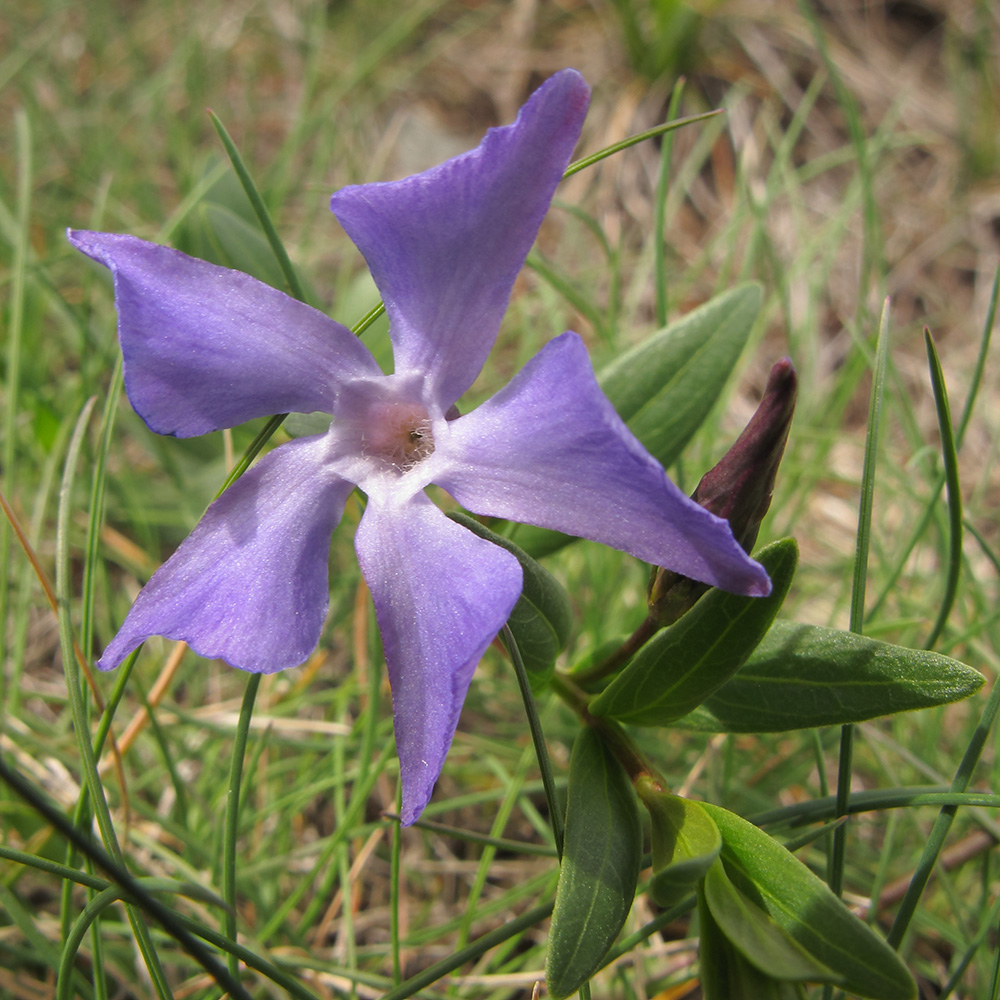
[363,401,435,471]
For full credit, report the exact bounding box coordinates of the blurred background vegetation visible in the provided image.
[2,0,1000,997]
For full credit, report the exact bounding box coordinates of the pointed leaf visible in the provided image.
[514,284,762,559]
[589,538,797,725]
[600,283,762,467]
[699,889,808,1000]
[449,512,571,687]
[637,780,721,907]
[703,859,835,982]
[546,727,642,999]
[675,620,985,732]
[701,803,916,1000]
[189,202,288,290]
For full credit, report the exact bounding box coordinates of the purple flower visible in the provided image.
[70,70,769,824]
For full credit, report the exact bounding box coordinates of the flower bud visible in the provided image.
[648,358,797,625]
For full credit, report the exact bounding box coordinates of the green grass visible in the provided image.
[2,1,1000,997]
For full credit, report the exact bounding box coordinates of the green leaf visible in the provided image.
[513,284,761,559]
[703,859,835,982]
[589,538,797,725]
[637,781,721,907]
[449,513,571,687]
[546,727,642,999]
[189,202,287,290]
[600,283,762,467]
[700,804,917,1000]
[699,888,808,1000]
[674,619,985,732]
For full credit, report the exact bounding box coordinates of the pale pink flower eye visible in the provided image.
[362,401,435,470]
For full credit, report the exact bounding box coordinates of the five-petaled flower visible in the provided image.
[70,70,770,824]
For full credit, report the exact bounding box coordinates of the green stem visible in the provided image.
[568,614,659,686]
[502,624,564,856]
[223,672,262,976]
[549,672,669,791]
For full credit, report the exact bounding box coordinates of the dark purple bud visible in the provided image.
[690,357,796,553]
[648,358,797,625]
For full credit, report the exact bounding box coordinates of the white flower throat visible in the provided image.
[363,400,435,471]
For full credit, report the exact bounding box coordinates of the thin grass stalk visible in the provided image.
[0,881,92,999]
[922,331,963,649]
[457,737,540,950]
[58,648,139,982]
[55,399,175,998]
[9,416,73,722]
[796,0,883,307]
[390,784,403,986]
[136,678,190,826]
[76,360,128,1000]
[868,264,998,621]
[886,674,1000,949]
[258,739,395,942]
[80,357,124,657]
[0,753,257,1000]
[0,109,31,714]
[990,908,1000,1000]
[293,707,354,938]
[564,110,724,178]
[655,79,685,328]
[753,788,1000,828]
[223,672,262,976]
[377,900,555,1000]
[57,886,124,1000]
[501,624,564,856]
[400,815,556,856]
[208,110,307,303]
[829,298,891,903]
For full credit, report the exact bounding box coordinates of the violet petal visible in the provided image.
[329,69,589,411]
[97,435,353,672]
[354,493,523,824]
[68,230,382,437]
[434,333,772,597]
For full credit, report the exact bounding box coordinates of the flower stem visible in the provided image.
[501,625,564,857]
[223,672,261,977]
[568,614,659,686]
[549,671,669,792]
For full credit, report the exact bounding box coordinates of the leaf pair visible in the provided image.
[698,804,916,1000]
[546,729,917,1000]
[639,785,913,997]
[587,535,983,733]
[589,536,799,724]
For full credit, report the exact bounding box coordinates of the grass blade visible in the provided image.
[208,110,306,303]
[830,297,891,900]
[922,330,963,650]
